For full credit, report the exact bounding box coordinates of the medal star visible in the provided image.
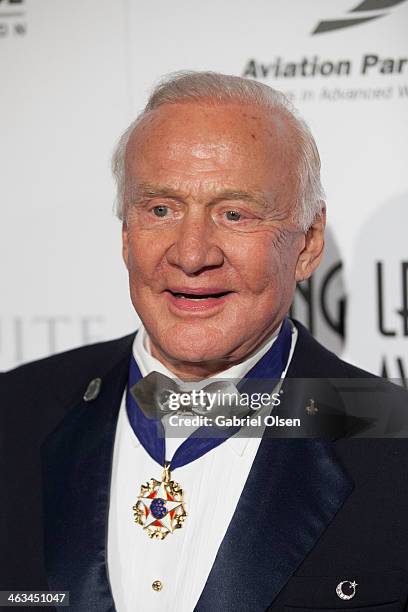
[133,467,187,539]
[139,483,184,531]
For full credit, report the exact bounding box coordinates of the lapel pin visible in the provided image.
[336,580,358,600]
[83,377,102,402]
[305,398,318,415]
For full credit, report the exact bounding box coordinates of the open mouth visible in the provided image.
[167,290,232,300]
[164,289,234,311]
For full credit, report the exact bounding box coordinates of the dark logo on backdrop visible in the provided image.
[0,0,26,39]
[290,261,346,339]
[312,0,407,35]
[377,261,408,385]
[290,259,407,388]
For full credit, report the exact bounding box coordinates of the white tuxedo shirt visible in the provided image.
[107,322,297,612]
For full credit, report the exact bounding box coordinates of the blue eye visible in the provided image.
[225,210,241,221]
[153,206,168,217]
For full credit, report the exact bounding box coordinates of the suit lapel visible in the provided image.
[41,349,130,612]
[195,438,353,612]
[195,322,355,611]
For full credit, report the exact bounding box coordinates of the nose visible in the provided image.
[166,211,224,275]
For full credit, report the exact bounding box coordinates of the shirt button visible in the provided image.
[152,580,163,592]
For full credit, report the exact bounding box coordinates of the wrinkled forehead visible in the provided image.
[126,101,299,167]
[123,102,300,212]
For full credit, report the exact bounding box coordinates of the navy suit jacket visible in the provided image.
[1,320,408,611]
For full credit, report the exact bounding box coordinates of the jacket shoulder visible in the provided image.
[291,320,408,432]
[292,319,383,380]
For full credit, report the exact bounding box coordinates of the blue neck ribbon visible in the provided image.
[126,317,292,471]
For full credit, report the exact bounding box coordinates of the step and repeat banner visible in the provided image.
[1,0,407,383]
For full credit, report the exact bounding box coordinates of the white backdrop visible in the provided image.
[1,0,407,383]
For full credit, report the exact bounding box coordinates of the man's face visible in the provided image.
[122,101,321,375]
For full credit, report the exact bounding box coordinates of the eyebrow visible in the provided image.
[129,183,274,210]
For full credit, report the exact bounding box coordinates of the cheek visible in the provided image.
[126,229,162,280]
[228,233,301,306]
[230,238,285,292]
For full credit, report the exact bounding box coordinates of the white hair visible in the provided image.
[112,71,325,231]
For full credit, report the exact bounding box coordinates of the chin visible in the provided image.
[159,323,235,365]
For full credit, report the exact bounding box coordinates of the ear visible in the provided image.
[122,221,129,269]
[295,206,326,282]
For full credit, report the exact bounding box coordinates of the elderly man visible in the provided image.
[1,72,408,612]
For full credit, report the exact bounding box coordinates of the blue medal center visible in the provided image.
[150,497,167,519]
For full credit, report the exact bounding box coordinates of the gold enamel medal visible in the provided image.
[133,463,187,540]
